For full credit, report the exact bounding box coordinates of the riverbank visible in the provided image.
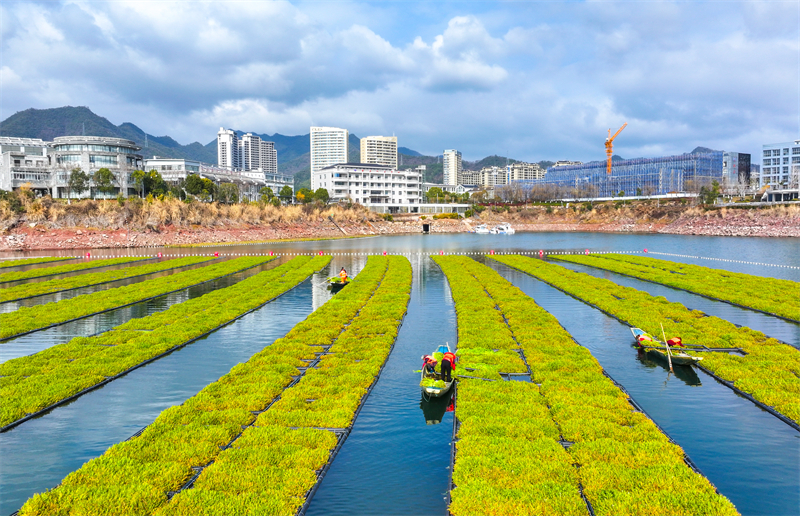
[1,200,797,252]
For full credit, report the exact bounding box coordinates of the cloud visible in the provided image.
[0,1,795,163]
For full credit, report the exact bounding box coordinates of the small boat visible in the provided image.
[630,327,702,366]
[474,224,491,234]
[420,344,455,397]
[326,277,348,292]
[491,222,515,235]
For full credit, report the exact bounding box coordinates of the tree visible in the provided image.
[699,180,721,205]
[426,187,444,203]
[145,170,168,197]
[260,186,274,203]
[93,168,115,198]
[131,169,146,197]
[185,174,216,201]
[313,188,329,204]
[279,185,294,203]
[217,183,239,204]
[296,187,314,203]
[68,168,90,199]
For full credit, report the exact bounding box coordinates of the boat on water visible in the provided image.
[326,277,348,292]
[474,224,491,234]
[490,222,515,235]
[420,344,455,397]
[630,327,702,366]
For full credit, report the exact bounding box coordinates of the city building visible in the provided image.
[313,163,423,212]
[143,157,273,201]
[0,135,143,197]
[456,162,544,188]
[516,150,728,199]
[722,152,751,186]
[553,160,583,167]
[310,126,349,190]
[217,128,240,170]
[443,149,462,185]
[240,133,277,177]
[360,136,398,168]
[508,162,545,181]
[761,140,800,201]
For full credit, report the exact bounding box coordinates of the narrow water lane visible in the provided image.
[0,260,284,364]
[489,260,800,516]
[305,255,456,516]
[0,274,326,516]
[555,260,800,347]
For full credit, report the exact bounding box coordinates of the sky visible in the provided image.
[1,0,798,162]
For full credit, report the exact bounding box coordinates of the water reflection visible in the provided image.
[634,350,702,387]
[419,390,454,425]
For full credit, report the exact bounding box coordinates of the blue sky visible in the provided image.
[1,0,798,162]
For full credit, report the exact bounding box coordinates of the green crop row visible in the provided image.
[553,253,800,322]
[19,256,405,515]
[432,255,586,516]
[0,255,213,305]
[0,257,258,339]
[159,256,411,515]
[0,256,150,283]
[491,255,800,426]
[1,255,330,430]
[436,256,738,516]
[0,256,73,269]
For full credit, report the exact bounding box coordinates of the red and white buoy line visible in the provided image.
[3,249,798,270]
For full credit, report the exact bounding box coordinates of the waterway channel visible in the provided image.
[0,232,797,515]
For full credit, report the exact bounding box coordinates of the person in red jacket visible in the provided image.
[421,355,437,376]
[441,351,456,382]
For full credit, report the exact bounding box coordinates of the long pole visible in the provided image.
[660,323,673,373]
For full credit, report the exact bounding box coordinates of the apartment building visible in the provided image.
[313,163,422,211]
[761,140,800,188]
[360,136,397,168]
[443,149,462,185]
[217,128,241,170]
[310,126,349,190]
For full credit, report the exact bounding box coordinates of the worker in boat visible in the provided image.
[667,337,685,347]
[421,355,438,376]
[441,350,456,382]
[339,267,348,283]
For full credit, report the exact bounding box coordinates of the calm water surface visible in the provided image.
[1,233,798,516]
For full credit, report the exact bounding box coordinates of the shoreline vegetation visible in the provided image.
[1,194,798,252]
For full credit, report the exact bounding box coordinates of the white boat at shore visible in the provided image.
[474,224,491,234]
[491,223,515,235]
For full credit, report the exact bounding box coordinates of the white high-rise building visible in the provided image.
[310,126,349,190]
[761,140,800,188]
[260,140,278,176]
[360,136,397,168]
[443,149,462,185]
[217,128,240,170]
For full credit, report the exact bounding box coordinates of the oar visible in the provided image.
[660,323,673,373]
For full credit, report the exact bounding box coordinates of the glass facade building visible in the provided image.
[516,151,724,198]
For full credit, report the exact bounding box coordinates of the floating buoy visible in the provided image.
[644,248,648,253]
[318,251,323,255]
[383,251,387,256]
[214,252,219,257]
[490,250,495,255]
[585,249,590,255]
[269,251,274,256]
[539,250,544,257]
[440,250,444,255]
[86,252,91,258]
[158,252,162,258]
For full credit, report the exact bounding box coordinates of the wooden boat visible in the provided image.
[420,344,455,397]
[630,327,702,366]
[326,277,348,292]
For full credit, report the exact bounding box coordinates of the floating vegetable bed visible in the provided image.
[434,256,738,516]
[1,255,330,430]
[19,255,411,516]
[0,256,266,340]
[490,255,800,427]
[0,256,73,269]
[553,253,800,322]
[0,256,150,283]
[0,256,213,304]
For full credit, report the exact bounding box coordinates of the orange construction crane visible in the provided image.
[605,122,627,174]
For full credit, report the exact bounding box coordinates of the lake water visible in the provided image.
[0,232,798,516]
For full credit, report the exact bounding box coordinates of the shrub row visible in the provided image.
[0,256,150,283]
[432,255,586,516]
[1,256,330,430]
[160,256,411,515]
[18,255,398,515]
[437,256,738,516]
[0,255,213,306]
[553,253,799,322]
[491,255,800,426]
[0,256,72,269]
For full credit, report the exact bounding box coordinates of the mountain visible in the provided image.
[0,107,217,163]
[690,146,721,155]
